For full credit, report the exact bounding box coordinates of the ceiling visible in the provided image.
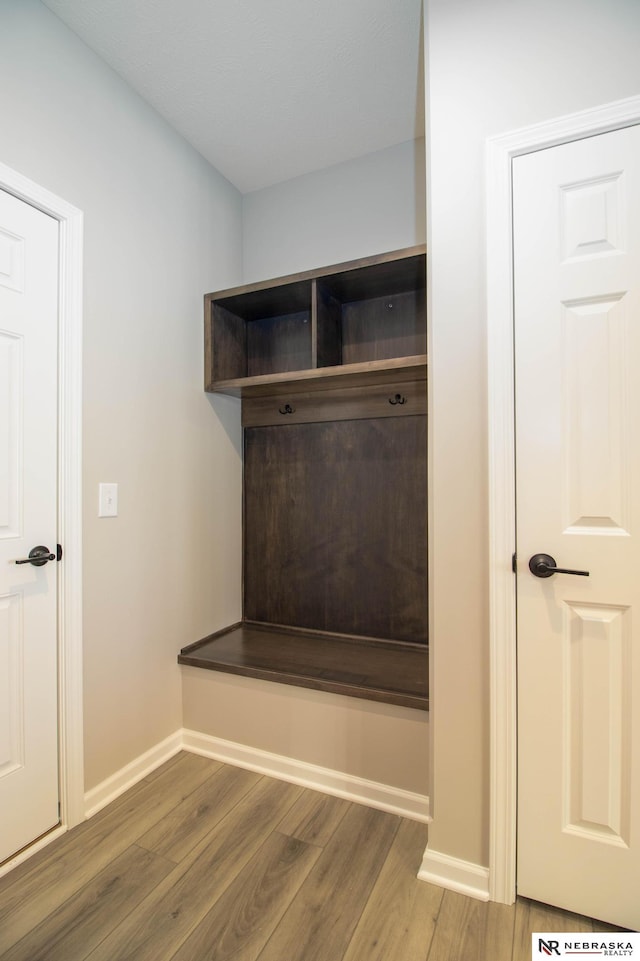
[41,0,424,194]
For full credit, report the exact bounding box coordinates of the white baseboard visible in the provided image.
[182,729,431,822]
[418,846,490,901]
[84,731,183,818]
[83,727,430,824]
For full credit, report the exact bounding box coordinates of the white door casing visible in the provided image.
[487,95,640,910]
[0,190,59,861]
[514,125,640,929]
[0,162,84,876]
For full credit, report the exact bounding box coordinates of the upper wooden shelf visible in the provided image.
[205,245,427,398]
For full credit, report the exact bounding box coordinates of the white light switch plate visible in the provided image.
[98,482,118,517]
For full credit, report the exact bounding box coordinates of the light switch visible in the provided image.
[98,483,118,517]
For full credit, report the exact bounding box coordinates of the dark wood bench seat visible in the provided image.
[178,622,429,711]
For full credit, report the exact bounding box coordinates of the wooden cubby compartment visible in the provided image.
[185,246,429,710]
[316,253,426,368]
[207,279,313,385]
[205,246,427,395]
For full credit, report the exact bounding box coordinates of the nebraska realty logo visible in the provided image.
[533,934,640,958]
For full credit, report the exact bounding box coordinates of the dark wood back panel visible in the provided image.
[247,311,312,377]
[242,380,427,428]
[244,416,428,644]
[341,289,427,365]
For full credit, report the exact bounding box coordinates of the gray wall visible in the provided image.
[0,0,244,790]
[426,0,640,869]
[242,139,426,282]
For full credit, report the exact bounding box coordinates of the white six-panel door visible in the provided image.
[0,189,59,863]
[514,125,640,929]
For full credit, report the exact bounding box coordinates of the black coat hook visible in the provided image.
[389,393,406,406]
[279,403,295,415]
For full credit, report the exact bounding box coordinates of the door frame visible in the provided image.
[0,161,84,872]
[486,94,640,904]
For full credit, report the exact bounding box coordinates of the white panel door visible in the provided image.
[514,125,640,930]
[0,189,59,863]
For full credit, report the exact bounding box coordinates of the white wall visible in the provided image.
[242,139,426,282]
[183,669,429,798]
[426,0,640,870]
[0,0,244,790]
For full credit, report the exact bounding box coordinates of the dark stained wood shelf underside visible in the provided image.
[178,622,429,711]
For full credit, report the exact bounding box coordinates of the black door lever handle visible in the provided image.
[15,546,56,567]
[529,553,589,578]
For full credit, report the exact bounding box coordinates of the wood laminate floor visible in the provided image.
[0,752,623,961]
